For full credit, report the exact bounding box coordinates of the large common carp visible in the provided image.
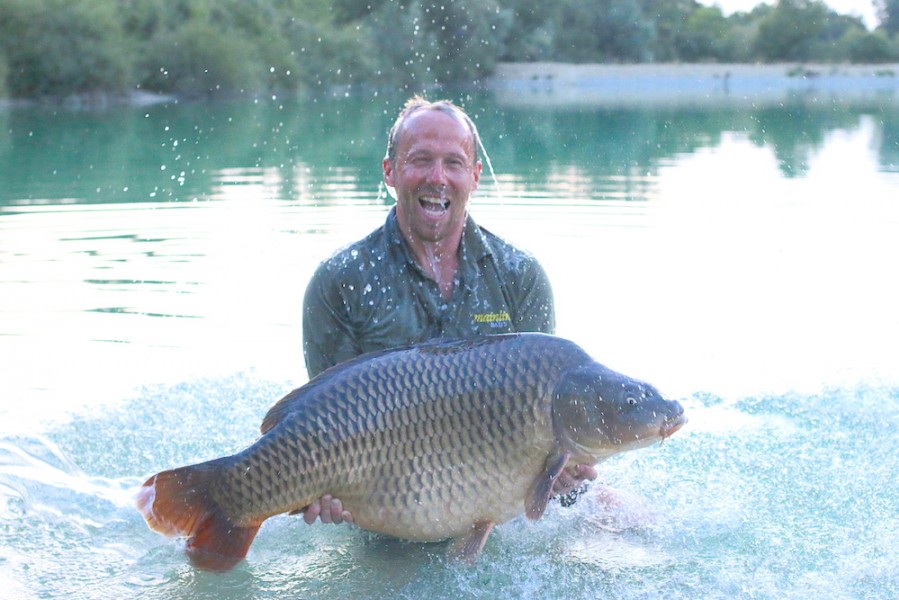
[136,333,686,571]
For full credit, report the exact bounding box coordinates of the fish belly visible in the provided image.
[340,431,556,541]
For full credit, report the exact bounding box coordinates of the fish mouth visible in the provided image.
[660,413,688,440]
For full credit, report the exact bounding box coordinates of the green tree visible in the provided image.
[498,0,559,61]
[641,0,701,61]
[810,13,869,60]
[353,0,440,87]
[332,0,387,22]
[876,0,899,36]
[753,0,830,61]
[138,19,262,96]
[675,6,736,61]
[425,0,508,82]
[2,0,895,101]
[281,17,376,89]
[0,50,8,99]
[842,29,898,62]
[0,0,131,98]
[555,0,654,62]
[352,0,508,87]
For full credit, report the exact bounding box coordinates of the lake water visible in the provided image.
[1,87,898,599]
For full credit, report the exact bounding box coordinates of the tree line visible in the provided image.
[1,0,898,100]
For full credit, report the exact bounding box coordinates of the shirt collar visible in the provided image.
[384,205,493,269]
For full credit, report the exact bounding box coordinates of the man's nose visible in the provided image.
[426,160,447,184]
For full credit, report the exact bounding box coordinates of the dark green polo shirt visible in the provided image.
[302,207,555,378]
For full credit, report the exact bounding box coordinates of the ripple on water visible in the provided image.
[1,377,898,598]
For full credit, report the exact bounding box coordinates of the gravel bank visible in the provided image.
[490,62,899,107]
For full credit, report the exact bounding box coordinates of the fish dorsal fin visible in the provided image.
[414,334,522,355]
[261,335,529,434]
[260,386,306,434]
[259,346,407,434]
[525,451,571,521]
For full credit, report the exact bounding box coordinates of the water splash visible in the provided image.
[476,132,501,191]
[2,375,898,598]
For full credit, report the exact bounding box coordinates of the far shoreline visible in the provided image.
[3,62,899,110]
[489,62,899,107]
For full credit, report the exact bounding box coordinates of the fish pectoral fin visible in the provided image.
[449,520,496,565]
[525,451,571,521]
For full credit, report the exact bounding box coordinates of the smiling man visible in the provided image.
[384,99,479,300]
[300,96,595,524]
[302,96,556,378]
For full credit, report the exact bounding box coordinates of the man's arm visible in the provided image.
[302,266,361,378]
[509,257,556,334]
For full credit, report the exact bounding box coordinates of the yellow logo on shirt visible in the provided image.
[473,311,511,327]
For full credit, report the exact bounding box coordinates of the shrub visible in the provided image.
[843,29,898,63]
[138,20,262,96]
[0,0,131,98]
[0,51,8,99]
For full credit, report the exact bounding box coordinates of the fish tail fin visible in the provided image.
[136,459,262,572]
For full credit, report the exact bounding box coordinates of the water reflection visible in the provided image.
[1,90,899,599]
[0,98,393,206]
[2,92,899,209]
[486,98,899,182]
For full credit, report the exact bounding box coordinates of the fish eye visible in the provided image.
[626,397,637,406]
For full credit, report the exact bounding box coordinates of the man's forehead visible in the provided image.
[404,108,468,133]
[398,109,475,154]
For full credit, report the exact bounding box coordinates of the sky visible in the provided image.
[698,0,879,28]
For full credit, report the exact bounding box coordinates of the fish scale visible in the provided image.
[226,339,557,528]
[136,333,686,571]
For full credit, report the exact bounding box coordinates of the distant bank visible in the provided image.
[4,62,899,109]
[489,62,899,107]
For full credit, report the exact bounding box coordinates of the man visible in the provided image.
[303,95,555,378]
[301,96,595,526]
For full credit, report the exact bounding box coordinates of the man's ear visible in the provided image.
[382,158,395,187]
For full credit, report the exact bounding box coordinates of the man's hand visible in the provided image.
[553,463,598,507]
[553,463,597,496]
[301,494,354,525]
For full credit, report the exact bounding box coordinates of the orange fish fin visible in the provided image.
[185,506,262,572]
[136,459,261,572]
[449,520,495,564]
[525,451,571,521]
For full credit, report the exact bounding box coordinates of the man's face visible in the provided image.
[384,109,481,247]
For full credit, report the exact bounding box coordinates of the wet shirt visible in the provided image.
[302,207,555,378]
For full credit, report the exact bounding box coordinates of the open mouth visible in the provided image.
[660,413,688,440]
[419,196,449,214]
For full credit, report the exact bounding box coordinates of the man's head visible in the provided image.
[383,96,482,250]
[385,96,481,166]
